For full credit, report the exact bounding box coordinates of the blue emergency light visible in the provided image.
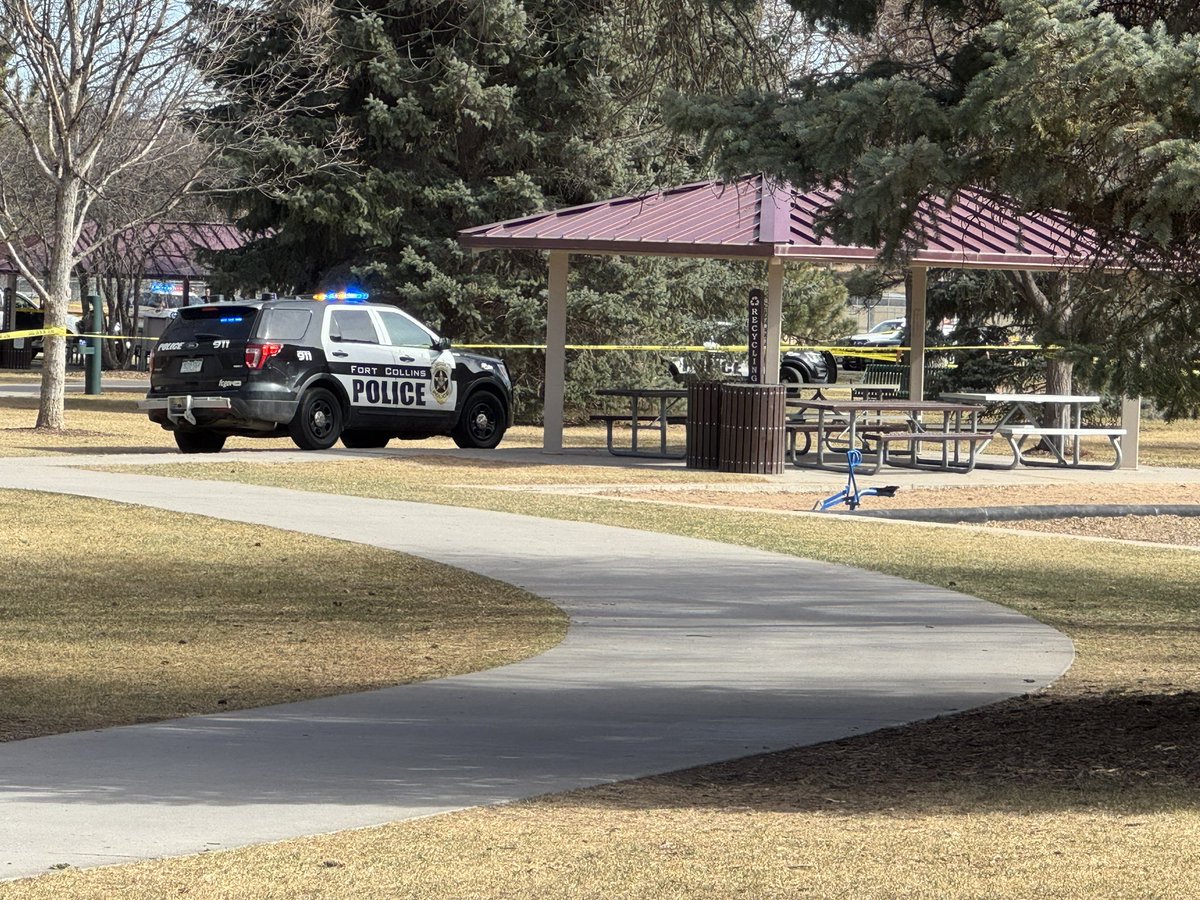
[314,289,370,302]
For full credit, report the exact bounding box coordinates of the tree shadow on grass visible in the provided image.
[567,689,1200,815]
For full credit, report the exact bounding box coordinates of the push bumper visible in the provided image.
[139,395,232,427]
[139,394,297,428]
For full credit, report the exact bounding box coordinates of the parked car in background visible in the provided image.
[835,317,906,370]
[668,347,837,384]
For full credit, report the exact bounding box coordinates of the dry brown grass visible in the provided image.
[3,388,1198,468]
[4,396,1200,897]
[1138,417,1200,468]
[0,490,565,742]
[0,395,558,456]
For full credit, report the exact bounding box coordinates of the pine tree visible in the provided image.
[205,0,834,419]
[669,0,1200,413]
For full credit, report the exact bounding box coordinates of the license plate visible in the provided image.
[180,359,203,374]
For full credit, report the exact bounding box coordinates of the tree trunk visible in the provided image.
[35,181,82,430]
[1043,357,1073,428]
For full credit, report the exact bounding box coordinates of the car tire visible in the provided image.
[289,387,344,450]
[821,351,838,384]
[174,431,227,454]
[780,366,808,385]
[340,429,390,449]
[452,391,507,449]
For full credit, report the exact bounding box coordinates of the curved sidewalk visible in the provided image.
[0,459,1073,880]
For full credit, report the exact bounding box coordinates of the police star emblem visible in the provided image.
[431,359,452,403]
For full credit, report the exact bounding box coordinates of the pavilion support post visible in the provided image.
[906,266,928,400]
[543,250,569,453]
[1120,396,1141,469]
[764,258,784,384]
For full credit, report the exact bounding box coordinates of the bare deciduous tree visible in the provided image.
[0,0,351,428]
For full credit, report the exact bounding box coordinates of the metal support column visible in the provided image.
[544,251,569,453]
[906,266,928,400]
[764,258,784,385]
[1120,396,1140,469]
[84,293,103,395]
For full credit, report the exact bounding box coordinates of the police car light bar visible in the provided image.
[313,289,370,302]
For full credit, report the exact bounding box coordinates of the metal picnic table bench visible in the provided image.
[591,387,687,458]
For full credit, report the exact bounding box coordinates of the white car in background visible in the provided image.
[837,317,906,370]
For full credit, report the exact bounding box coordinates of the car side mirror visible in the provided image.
[433,336,452,351]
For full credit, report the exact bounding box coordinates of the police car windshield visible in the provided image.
[165,306,259,341]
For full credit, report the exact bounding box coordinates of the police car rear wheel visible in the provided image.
[452,392,506,449]
[340,429,390,449]
[781,366,807,384]
[289,387,344,450]
[174,431,227,454]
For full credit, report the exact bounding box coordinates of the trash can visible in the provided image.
[0,341,33,370]
[718,383,787,474]
[685,381,722,470]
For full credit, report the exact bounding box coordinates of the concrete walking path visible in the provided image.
[0,457,1073,880]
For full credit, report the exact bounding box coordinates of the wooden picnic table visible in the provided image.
[593,387,687,459]
[786,397,985,472]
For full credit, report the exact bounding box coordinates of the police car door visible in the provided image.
[371,307,456,423]
[325,306,399,422]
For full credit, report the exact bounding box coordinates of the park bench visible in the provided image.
[851,364,902,400]
[850,363,948,400]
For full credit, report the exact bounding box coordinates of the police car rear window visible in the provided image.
[162,306,258,341]
[255,308,312,342]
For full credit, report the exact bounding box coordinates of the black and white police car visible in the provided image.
[139,291,513,454]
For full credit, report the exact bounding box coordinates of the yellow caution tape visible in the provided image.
[0,332,1049,352]
[458,342,1048,355]
[0,326,68,341]
[1,327,156,344]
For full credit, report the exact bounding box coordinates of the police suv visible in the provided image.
[139,292,513,454]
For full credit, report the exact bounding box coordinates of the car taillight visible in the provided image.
[148,350,156,375]
[245,342,283,369]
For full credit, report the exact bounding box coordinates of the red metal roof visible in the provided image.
[459,174,1100,270]
[100,222,254,278]
[1,222,256,279]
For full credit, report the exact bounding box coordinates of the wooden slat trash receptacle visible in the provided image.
[718,383,787,474]
[685,381,722,469]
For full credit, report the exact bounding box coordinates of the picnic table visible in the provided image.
[786,397,986,473]
[939,392,1125,469]
[592,387,687,458]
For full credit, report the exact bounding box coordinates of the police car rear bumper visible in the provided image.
[140,395,297,427]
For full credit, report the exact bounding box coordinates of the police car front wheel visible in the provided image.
[289,387,344,450]
[453,392,506,450]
